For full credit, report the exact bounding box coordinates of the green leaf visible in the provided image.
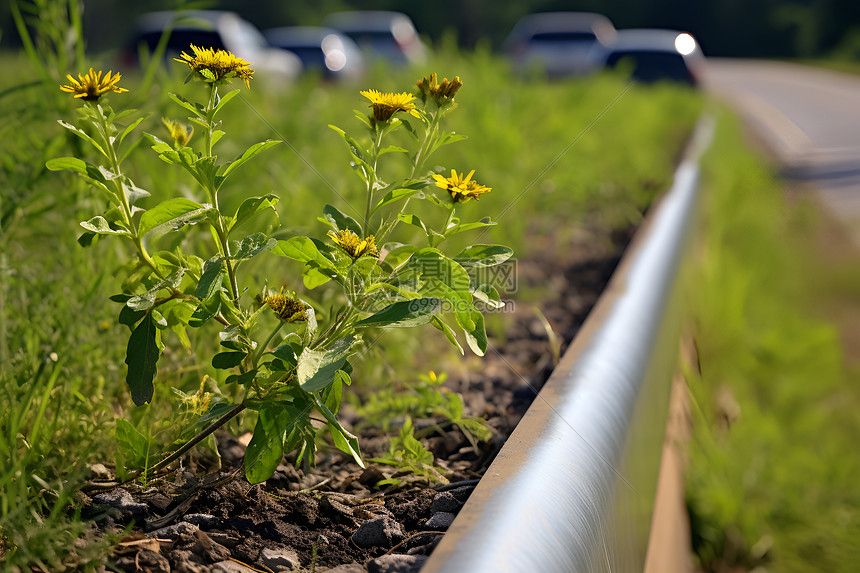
[398,213,429,235]
[297,337,354,392]
[245,404,288,484]
[127,269,185,312]
[378,145,409,155]
[56,121,107,157]
[138,197,209,238]
[115,418,151,479]
[319,204,362,234]
[303,263,336,290]
[195,257,224,300]
[444,217,496,237]
[323,371,344,414]
[233,233,277,260]
[212,351,246,370]
[355,298,442,328]
[144,132,173,154]
[168,92,204,117]
[125,314,160,406]
[213,89,240,117]
[228,194,280,233]
[117,114,148,148]
[272,237,335,270]
[217,140,281,187]
[431,316,464,355]
[315,397,364,468]
[79,216,130,236]
[455,244,514,267]
[271,344,299,368]
[226,368,258,386]
[189,290,222,327]
[464,309,488,356]
[372,187,424,214]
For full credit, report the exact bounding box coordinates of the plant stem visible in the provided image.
[363,126,384,236]
[146,402,246,475]
[251,322,285,368]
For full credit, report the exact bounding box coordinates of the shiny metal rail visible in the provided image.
[423,116,715,573]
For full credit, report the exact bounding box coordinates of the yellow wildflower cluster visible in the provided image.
[262,289,308,323]
[327,229,379,260]
[416,73,463,107]
[433,169,491,203]
[162,118,194,147]
[175,45,254,88]
[60,68,128,101]
[360,89,420,122]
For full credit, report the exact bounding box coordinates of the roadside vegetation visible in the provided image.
[0,4,701,568]
[685,113,860,572]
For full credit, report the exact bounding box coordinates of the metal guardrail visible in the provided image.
[422,116,715,573]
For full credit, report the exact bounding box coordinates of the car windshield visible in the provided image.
[530,31,597,43]
[607,51,692,82]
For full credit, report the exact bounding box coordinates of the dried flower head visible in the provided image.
[261,289,308,323]
[327,229,379,260]
[359,89,420,122]
[433,169,491,203]
[162,118,194,147]
[416,73,462,107]
[175,44,254,88]
[60,68,128,101]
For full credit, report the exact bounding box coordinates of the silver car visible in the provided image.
[505,12,617,78]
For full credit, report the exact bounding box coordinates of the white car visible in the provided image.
[133,11,302,82]
[505,12,617,78]
[322,11,428,65]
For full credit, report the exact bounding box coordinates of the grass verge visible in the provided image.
[685,112,860,572]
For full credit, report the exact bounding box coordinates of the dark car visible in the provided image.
[131,11,301,81]
[264,26,364,81]
[322,11,427,65]
[505,12,617,77]
[602,29,704,85]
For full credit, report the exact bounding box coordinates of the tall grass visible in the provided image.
[685,113,860,572]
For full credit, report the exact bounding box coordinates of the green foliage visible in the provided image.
[685,112,860,572]
[371,416,448,486]
[358,370,492,448]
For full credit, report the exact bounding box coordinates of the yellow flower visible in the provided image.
[416,73,463,106]
[60,68,128,101]
[433,169,491,203]
[262,289,308,323]
[162,118,194,147]
[174,44,254,88]
[360,89,420,122]
[327,229,379,260]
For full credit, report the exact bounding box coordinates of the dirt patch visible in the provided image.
[79,227,630,572]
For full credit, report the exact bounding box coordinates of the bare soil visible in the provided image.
[78,225,631,573]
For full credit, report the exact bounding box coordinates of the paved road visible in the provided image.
[705,59,860,245]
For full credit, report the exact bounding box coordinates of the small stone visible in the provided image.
[91,489,148,516]
[151,521,199,542]
[183,513,219,529]
[260,547,301,571]
[115,549,170,573]
[447,485,476,503]
[190,529,231,563]
[170,549,208,573]
[358,465,385,486]
[320,564,366,573]
[429,492,460,513]
[424,511,455,530]
[208,530,242,548]
[351,516,404,548]
[211,561,258,573]
[367,554,428,573]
